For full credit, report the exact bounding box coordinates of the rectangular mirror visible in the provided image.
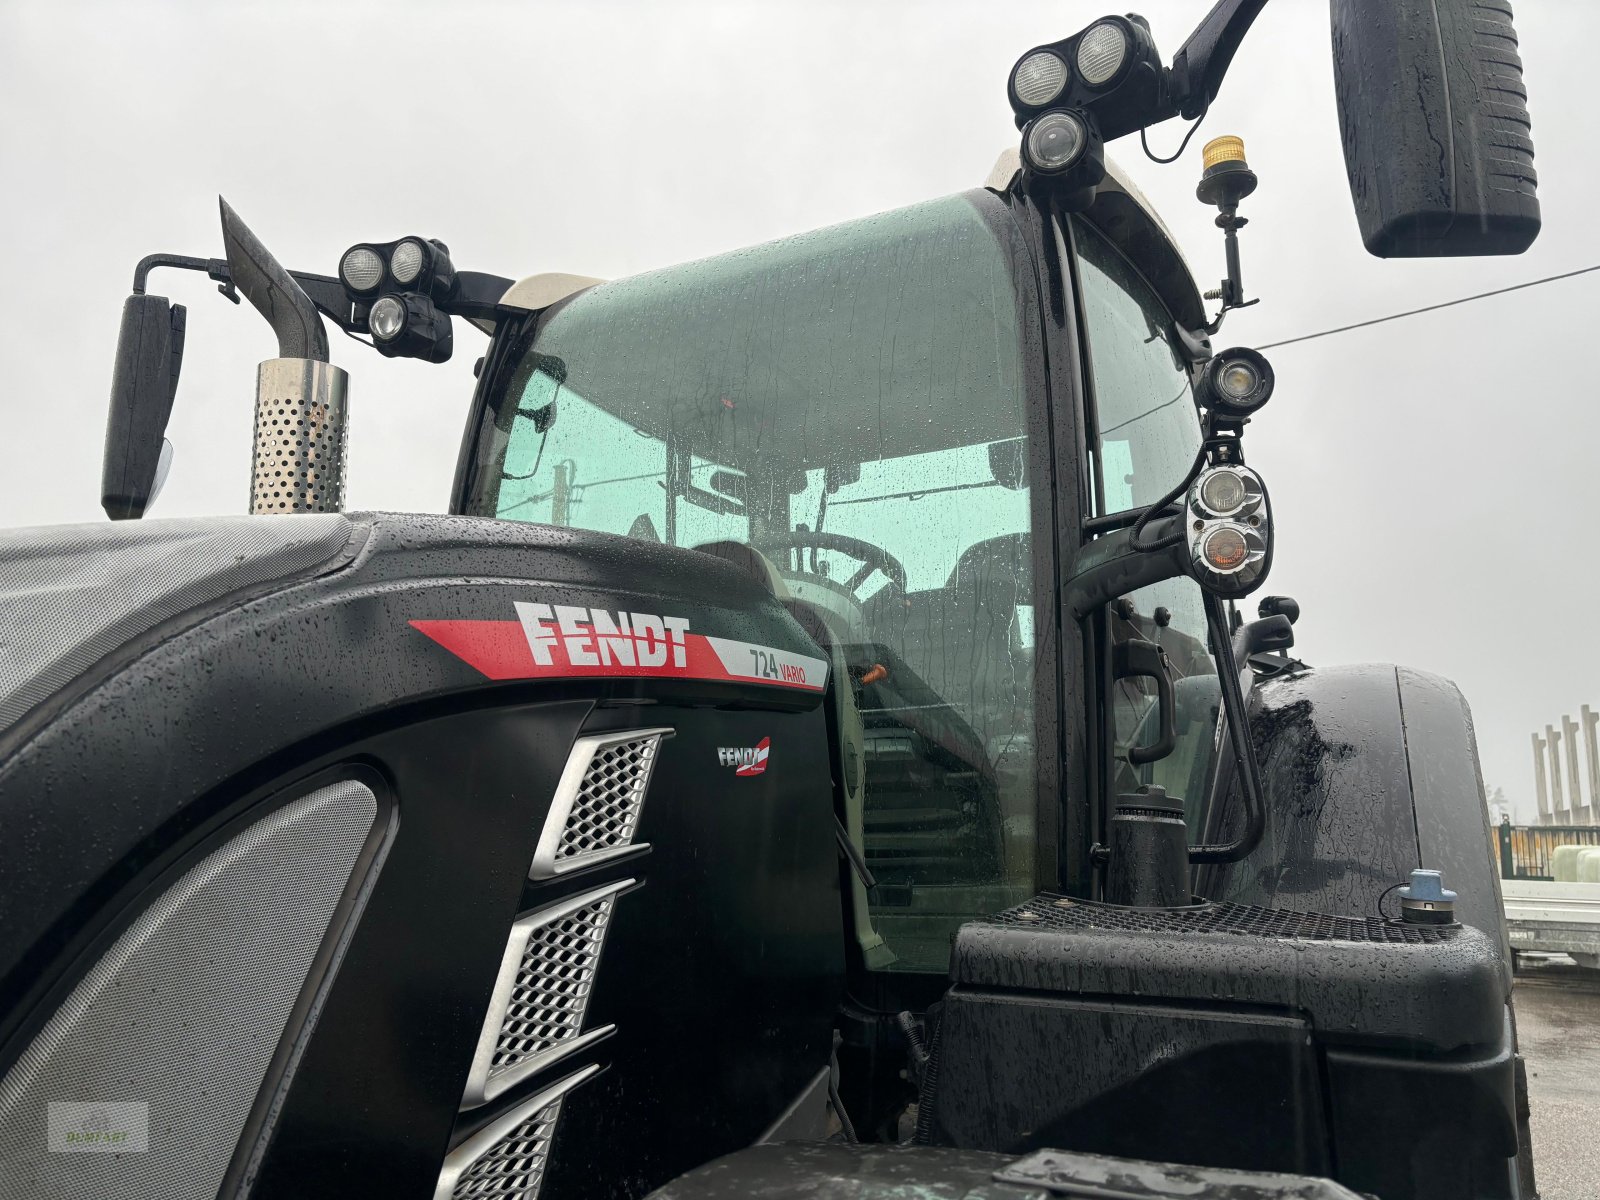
[102,295,185,519]
[1331,0,1539,257]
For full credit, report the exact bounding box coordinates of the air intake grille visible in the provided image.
[556,735,659,862]
[530,728,669,879]
[450,1098,562,1200]
[435,1066,597,1200]
[989,894,1459,945]
[491,894,615,1077]
[461,881,630,1108]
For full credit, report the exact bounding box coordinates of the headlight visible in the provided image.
[390,239,426,285]
[368,295,407,342]
[1186,465,1271,596]
[1076,20,1129,87]
[1012,50,1070,107]
[1022,110,1089,173]
[1198,469,1248,516]
[339,246,383,293]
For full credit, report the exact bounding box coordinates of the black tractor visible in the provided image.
[0,2,1543,1198]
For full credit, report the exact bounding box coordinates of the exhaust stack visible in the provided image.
[219,198,349,514]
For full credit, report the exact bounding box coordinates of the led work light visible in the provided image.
[389,239,426,285]
[1075,20,1130,87]
[1022,110,1090,174]
[339,247,384,293]
[1196,346,1274,420]
[1011,50,1070,107]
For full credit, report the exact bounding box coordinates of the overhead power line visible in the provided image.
[1256,263,1600,351]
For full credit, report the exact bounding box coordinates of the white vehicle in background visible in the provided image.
[1499,823,1600,968]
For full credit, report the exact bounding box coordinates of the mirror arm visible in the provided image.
[132,253,239,305]
[1065,513,1189,622]
[1168,0,1271,119]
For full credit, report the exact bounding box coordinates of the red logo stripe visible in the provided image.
[410,621,821,691]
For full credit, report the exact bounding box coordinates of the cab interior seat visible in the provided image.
[863,532,1033,752]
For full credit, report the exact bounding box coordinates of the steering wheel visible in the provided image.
[760,531,908,599]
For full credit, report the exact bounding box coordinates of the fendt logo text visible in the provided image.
[514,602,689,668]
[717,737,771,777]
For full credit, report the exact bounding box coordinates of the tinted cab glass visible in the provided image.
[470,193,1045,971]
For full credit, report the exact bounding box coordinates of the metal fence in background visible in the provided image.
[1498,821,1600,880]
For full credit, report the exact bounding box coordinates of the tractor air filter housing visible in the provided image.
[920,894,1517,1200]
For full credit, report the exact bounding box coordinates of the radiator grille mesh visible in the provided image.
[990,894,1458,944]
[490,895,615,1079]
[449,1098,563,1200]
[556,735,660,863]
[0,781,376,1200]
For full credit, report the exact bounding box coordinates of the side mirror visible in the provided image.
[102,294,186,519]
[1330,0,1539,257]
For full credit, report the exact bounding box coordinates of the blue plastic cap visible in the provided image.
[1399,868,1457,903]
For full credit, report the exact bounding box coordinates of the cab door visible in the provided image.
[1065,212,1225,874]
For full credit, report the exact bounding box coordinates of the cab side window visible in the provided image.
[1073,218,1202,516]
[1073,218,1220,837]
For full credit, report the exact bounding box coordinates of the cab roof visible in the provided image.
[499,151,1207,333]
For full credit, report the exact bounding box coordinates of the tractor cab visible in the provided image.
[2,3,1548,1198]
[454,154,1227,981]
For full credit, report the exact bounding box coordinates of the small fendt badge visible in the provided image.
[718,738,770,777]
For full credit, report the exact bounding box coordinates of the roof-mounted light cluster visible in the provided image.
[1007,15,1166,193]
[337,237,457,362]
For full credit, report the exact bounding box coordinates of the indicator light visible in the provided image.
[1202,526,1250,572]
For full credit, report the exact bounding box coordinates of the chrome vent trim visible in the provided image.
[529,728,670,879]
[461,880,630,1108]
[435,1064,598,1200]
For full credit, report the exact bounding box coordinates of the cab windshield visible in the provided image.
[471,192,1040,971]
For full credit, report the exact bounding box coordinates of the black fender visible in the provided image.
[1195,661,1535,1197]
[1196,662,1507,956]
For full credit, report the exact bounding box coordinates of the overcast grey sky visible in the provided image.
[1,0,1595,820]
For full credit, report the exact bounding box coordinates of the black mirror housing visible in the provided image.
[102,294,185,520]
[1331,0,1539,257]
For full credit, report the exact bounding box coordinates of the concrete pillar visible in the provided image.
[1568,713,1593,825]
[1584,705,1600,823]
[1565,715,1588,824]
[1534,732,1551,825]
[1548,724,1567,823]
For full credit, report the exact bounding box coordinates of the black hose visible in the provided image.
[1186,591,1267,864]
[1129,418,1213,553]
